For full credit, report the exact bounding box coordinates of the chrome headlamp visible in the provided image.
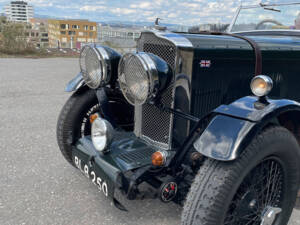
[91,114,114,153]
[250,75,273,97]
[118,52,172,106]
[80,45,120,89]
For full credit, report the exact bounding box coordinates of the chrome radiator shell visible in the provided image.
[135,31,193,150]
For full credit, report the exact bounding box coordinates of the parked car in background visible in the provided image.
[57,2,300,225]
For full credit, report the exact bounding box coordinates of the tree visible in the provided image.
[0,20,35,54]
[0,16,7,33]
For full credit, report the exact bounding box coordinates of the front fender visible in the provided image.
[194,96,300,161]
[65,72,85,92]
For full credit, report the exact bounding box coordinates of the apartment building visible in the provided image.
[26,18,49,48]
[48,19,97,48]
[4,1,34,23]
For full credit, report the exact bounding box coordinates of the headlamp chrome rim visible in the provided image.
[118,52,158,106]
[95,46,110,83]
[250,75,273,97]
[79,45,110,89]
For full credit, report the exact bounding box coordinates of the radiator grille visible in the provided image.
[137,33,176,68]
[136,32,176,149]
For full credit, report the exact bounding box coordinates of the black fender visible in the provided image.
[65,72,85,92]
[193,96,300,161]
[64,72,134,131]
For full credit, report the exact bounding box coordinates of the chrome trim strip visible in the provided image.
[151,31,193,48]
[141,135,169,150]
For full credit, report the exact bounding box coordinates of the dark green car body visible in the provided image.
[67,29,300,208]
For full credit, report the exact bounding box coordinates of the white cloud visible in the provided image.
[80,5,106,11]
[130,2,151,9]
[168,13,177,18]
[110,8,136,15]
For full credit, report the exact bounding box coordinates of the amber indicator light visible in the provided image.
[152,151,165,166]
[90,114,98,123]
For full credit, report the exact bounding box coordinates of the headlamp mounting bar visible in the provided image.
[156,103,200,123]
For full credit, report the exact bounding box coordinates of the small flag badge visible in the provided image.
[200,60,211,68]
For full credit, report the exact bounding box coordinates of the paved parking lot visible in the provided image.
[0,58,299,225]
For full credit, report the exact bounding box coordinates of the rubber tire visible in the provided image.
[182,126,300,225]
[56,89,99,166]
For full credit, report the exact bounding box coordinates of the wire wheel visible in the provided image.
[182,127,300,225]
[224,158,284,225]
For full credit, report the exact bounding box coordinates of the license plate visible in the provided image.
[73,154,110,197]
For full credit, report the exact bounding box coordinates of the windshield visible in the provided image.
[231,3,300,32]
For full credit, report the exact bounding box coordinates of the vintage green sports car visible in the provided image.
[57,2,300,225]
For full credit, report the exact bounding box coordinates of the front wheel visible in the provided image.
[56,88,133,166]
[182,126,300,225]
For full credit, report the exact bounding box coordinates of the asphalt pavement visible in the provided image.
[0,58,299,225]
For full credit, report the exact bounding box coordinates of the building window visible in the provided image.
[68,31,76,35]
[78,32,83,36]
[60,24,66,29]
[84,25,88,31]
[89,32,93,37]
[72,25,79,29]
[90,26,94,31]
[77,38,86,42]
[60,31,66,35]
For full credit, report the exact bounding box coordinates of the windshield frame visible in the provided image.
[228,2,300,34]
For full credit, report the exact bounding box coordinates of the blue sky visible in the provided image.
[0,0,284,25]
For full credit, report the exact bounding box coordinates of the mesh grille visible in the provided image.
[136,33,176,149]
[137,33,176,68]
[141,85,173,144]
